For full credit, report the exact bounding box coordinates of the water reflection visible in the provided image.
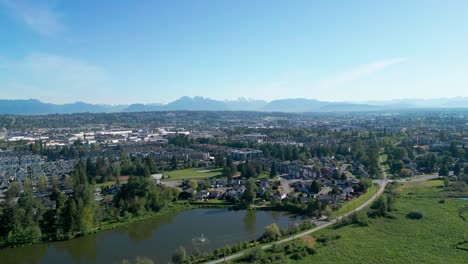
[0,242,48,264]
[0,209,302,264]
[243,210,257,237]
[55,235,97,263]
[126,210,179,242]
[270,210,281,222]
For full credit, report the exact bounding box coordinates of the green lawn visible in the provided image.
[379,154,388,163]
[163,168,222,181]
[92,181,118,188]
[295,181,468,264]
[329,185,378,219]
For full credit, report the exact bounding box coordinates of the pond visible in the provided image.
[0,209,304,264]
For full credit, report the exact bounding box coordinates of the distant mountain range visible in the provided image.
[1,96,468,115]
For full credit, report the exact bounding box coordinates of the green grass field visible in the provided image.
[379,154,388,163]
[329,186,378,219]
[92,181,118,188]
[295,180,468,264]
[163,168,222,181]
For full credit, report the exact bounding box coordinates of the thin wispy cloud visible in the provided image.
[1,53,113,103]
[0,0,65,36]
[319,58,407,88]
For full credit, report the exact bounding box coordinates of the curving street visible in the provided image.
[204,157,390,264]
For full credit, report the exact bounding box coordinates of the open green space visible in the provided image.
[92,181,118,188]
[294,181,468,264]
[163,168,222,181]
[379,154,388,163]
[329,185,378,219]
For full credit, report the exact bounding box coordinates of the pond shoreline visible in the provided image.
[0,200,305,251]
[0,202,194,250]
[0,208,304,264]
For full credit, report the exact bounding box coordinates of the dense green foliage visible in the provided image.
[0,159,178,248]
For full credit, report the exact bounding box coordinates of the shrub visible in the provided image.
[245,248,267,262]
[317,233,341,245]
[171,246,187,264]
[336,210,369,228]
[406,211,424,220]
[261,223,281,242]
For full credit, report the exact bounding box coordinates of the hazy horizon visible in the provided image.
[1,1,468,104]
[4,95,468,107]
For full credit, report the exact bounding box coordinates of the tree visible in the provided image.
[340,173,347,182]
[306,199,320,214]
[246,248,267,262]
[23,178,33,193]
[63,198,79,234]
[444,177,450,187]
[145,156,158,174]
[439,166,449,176]
[269,161,278,178]
[170,156,178,170]
[390,160,404,175]
[332,169,341,180]
[465,165,468,175]
[6,181,21,198]
[51,175,59,189]
[242,178,258,203]
[356,178,372,192]
[454,163,461,176]
[143,165,151,178]
[393,147,408,160]
[172,246,187,264]
[215,153,227,168]
[449,142,459,158]
[112,163,121,185]
[199,179,211,191]
[371,195,388,217]
[86,157,97,183]
[63,176,73,190]
[188,180,198,190]
[262,223,281,242]
[38,175,47,192]
[399,168,412,177]
[222,161,236,183]
[309,180,322,194]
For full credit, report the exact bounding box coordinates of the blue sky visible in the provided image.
[1,0,468,104]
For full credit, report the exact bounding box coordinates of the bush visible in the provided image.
[245,248,267,262]
[261,223,281,242]
[290,251,307,260]
[406,211,424,220]
[336,210,369,228]
[171,246,187,264]
[317,233,341,245]
[369,195,388,218]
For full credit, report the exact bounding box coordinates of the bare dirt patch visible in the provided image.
[301,235,315,248]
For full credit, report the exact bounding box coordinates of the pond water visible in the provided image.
[459,197,468,201]
[0,209,304,264]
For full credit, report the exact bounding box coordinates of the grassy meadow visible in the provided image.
[329,185,379,219]
[163,168,222,181]
[294,180,468,264]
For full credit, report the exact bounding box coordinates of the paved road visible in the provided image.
[205,158,447,263]
[160,180,181,188]
[279,177,293,194]
[373,174,440,186]
[394,174,439,183]
[205,160,389,264]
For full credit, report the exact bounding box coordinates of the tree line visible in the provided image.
[0,158,178,248]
